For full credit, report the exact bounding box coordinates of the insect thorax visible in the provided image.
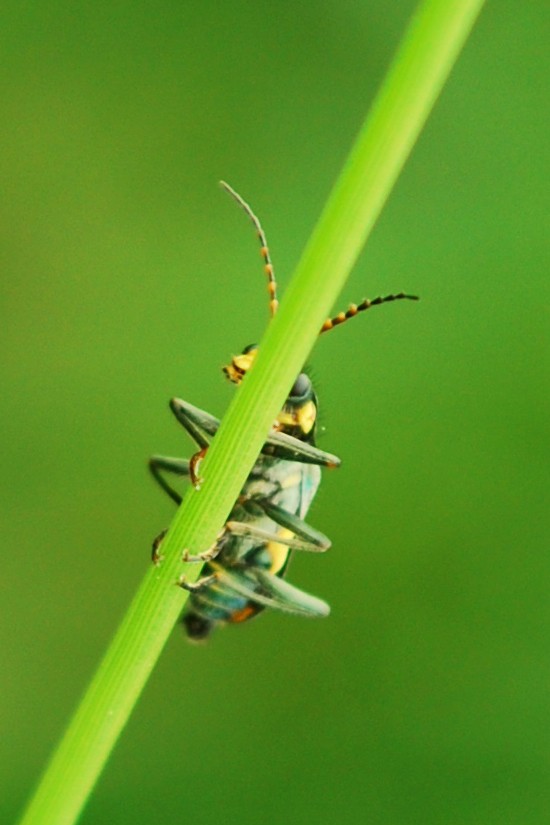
[223,344,318,443]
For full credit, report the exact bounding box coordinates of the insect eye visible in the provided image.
[242,343,258,355]
[289,373,311,398]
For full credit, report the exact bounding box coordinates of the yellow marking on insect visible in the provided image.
[297,400,316,434]
[233,351,256,372]
[277,400,317,435]
[276,409,297,427]
[267,527,295,574]
[223,348,258,384]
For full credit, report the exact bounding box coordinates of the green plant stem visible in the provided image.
[18,2,485,823]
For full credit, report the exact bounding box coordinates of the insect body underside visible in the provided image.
[150,395,336,641]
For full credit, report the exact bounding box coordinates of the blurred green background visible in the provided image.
[2,2,548,823]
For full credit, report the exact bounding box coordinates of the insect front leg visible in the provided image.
[169,398,219,447]
[169,399,221,489]
[262,430,341,469]
[168,398,340,485]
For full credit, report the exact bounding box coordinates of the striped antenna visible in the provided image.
[220,181,278,317]
[320,293,419,334]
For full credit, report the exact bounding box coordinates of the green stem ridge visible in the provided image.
[18,2,485,823]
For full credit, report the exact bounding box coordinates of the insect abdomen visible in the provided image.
[183,460,321,639]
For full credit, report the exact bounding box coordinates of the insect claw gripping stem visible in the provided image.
[182,527,226,564]
[220,181,279,317]
[178,573,219,593]
[189,447,207,490]
[320,292,419,333]
[151,529,168,565]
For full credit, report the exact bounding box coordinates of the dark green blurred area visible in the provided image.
[2,2,549,823]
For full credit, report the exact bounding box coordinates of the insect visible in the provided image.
[150,182,418,640]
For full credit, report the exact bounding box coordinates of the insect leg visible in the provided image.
[178,516,325,566]
[149,455,190,504]
[225,519,329,553]
[252,570,330,617]
[252,499,331,550]
[151,528,167,564]
[214,565,330,617]
[168,398,223,488]
[170,398,340,471]
[178,572,219,592]
[152,521,224,566]
[169,398,220,448]
[262,431,341,468]
[182,527,227,563]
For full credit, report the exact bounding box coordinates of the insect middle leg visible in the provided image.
[181,513,330,565]
[224,520,330,553]
[149,455,190,505]
[243,497,331,551]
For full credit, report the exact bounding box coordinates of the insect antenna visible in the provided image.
[220,181,278,317]
[320,292,419,334]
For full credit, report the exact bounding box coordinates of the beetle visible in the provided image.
[150,182,417,640]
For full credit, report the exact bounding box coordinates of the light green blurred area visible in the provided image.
[1,2,548,823]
